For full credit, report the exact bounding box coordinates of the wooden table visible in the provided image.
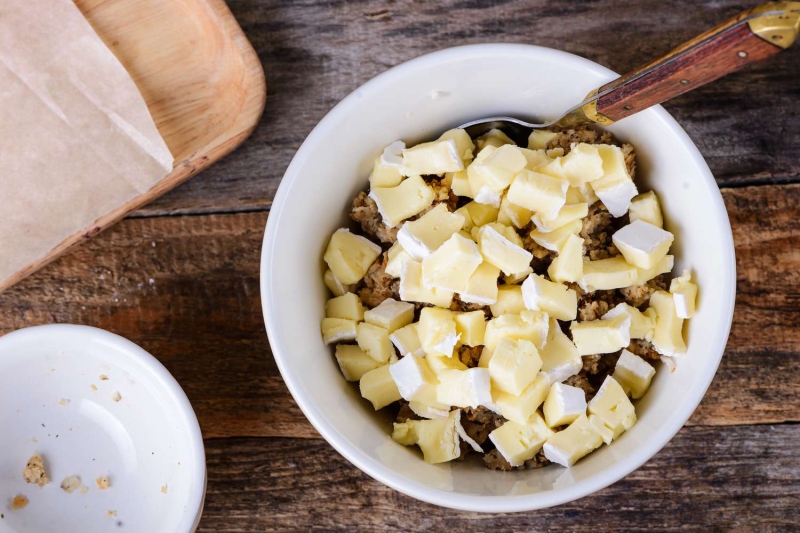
[3,1,799,530]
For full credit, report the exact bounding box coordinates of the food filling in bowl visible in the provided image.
[319,126,699,470]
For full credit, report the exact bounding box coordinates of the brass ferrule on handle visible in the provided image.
[748,1,800,49]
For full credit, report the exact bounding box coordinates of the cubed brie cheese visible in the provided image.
[421,233,483,292]
[670,270,698,319]
[392,410,462,464]
[494,372,550,424]
[323,269,352,297]
[488,412,554,467]
[449,170,473,197]
[335,345,381,381]
[504,267,533,285]
[566,183,600,205]
[634,254,674,285]
[588,413,615,445]
[587,376,637,439]
[629,190,664,228]
[369,156,404,188]
[369,175,436,228]
[325,292,365,321]
[532,202,588,233]
[519,147,553,171]
[438,128,475,162]
[527,130,559,150]
[522,273,578,321]
[547,233,584,284]
[590,145,638,217]
[497,195,533,229]
[418,307,460,357]
[540,318,583,383]
[323,228,382,285]
[488,337,543,395]
[612,220,674,270]
[402,138,465,175]
[477,224,533,276]
[408,383,451,420]
[535,155,568,182]
[612,348,655,399]
[426,354,468,374]
[457,201,499,231]
[389,354,437,401]
[476,128,514,149]
[360,364,402,410]
[490,285,526,316]
[543,382,587,428]
[569,312,631,356]
[602,302,656,340]
[378,140,415,177]
[390,322,425,356]
[356,322,394,363]
[506,169,569,219]
[542,414,604,467]
[579,256,638,292]
[398,261,454,308]
[364,298,415,333]
[467,145,527,200]
[529,219,582,252]
[649,290,687,357]
[454,311,486,347]
[397,204,465,260]
[561,143,604,186]
[459,262,501,305]
[385,241,413,278]
[321,317,358,344]
[483,311,549,357]
[436,368,493,409]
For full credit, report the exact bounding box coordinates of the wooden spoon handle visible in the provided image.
[588,2,800,124]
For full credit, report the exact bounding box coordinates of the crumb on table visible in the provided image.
[10,495,28,510]
[23,455,48,488]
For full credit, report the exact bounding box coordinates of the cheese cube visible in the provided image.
[540,318,582,383]
[535,155,568,182]
[561,143,604,185]
[528,130,559,150]
[612,220,674,270]
[426,354,468,374]
[436,368,493,409]
[323,228,382,285]
[522,273,578,321]
[325,292,365,321]
[398,261,454,308]
[543,382,587,428]
[542,414,603,467]
[385,241,413,278]
[377,140,416,177]
[369,156,404,188]
[438,128,475,162]
[670,270,698,319]
[476,128,514,149]
[629,190,664,228]
[494,372,550,424]
[569,313,631,356]
[356,322,394,363]
[391,419,418,446]
[454,311,486,347]
[591,145,638,217]
[397,204,465,260]
[418,308,460,357]
[335,345,381,381]
[587,413,615,445]
[490,285,526,316]
[421,233,483,292]
[364,298,414,333]
[389,354,437,401]
[587,376,637,439]
[402,138,465,175]
[612,349,655,399]
[634,254,674,285]
[488,412,553,466]
[323,269,351,297]
[408,383,451,420]
[369,175,436,228]
[504,267,533,285]
[602,303,655,340]
[457,201,499,231]
[459,262,501,305]
[477,224,533,276]
[506,169,569,219]
[497,195,533,229]
[449,170,473,197]
[392,410,461,464]
[579,256,638,292]
[649,290,687,357]
[488,337,543,395]
[321,318,358,344]
[529,219,582,252]
[483,311,549,356]
[532,203,588,234]
[475,222,524,246]
[467,145,527,202]
[390,322,425,356]
[548,233,584,284]
[566,183,599,205]
[360,365,402,410]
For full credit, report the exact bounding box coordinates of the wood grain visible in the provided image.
[134,0,800,217]
[1,184,798,439]
[197,426,800,532]
[1,0,267,292]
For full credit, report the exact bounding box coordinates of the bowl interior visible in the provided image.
[0,325,205,532]
[262,44,735,511]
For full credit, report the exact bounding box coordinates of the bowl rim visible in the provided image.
[0,324,207,531]
[261,43,736,512]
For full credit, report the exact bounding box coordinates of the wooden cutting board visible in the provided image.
[0,0,266,291]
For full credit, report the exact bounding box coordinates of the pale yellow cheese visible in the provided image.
[612,348,655,399]
[417,308,459,357]
[323,269,351,297]
[426,354,468,374]
[467,144,527,201]
[540,318,582,383]
[476,224,533,276]
[392,410,461,464]
[506,169,569,219]
[364,298,415,333]
[519,147,553,171]
[561,143,604,186]
[670,269,698,319]
[356,322,394,363]
[449,170,473,197]
[408,383,451,420]
[457,201,499,231]
[542,414,603,467]
[490,285,526,316]
[389,354,437,401]
[398,261,454,308]
[634,254,674,285]
[612,220,674,270]
[569,313,631,356]
[629,190,664,228]
[602,303,655,340]
[360,365,402,410]
[321,318,358,345]
[587,376,637,439]
[438,128,475,162]
[476,128,514,149]
[369,156,404,188]
[588,413,615,445]
[532,202,588,233]
[543,382,587,428]
[335,345,381,381]
[369,175,436,227]
[385,241,413,278]
[497,195,533,229]
[459,262,501,306]
[566,183,599,205]
[454,311,486,347]
[503,267,533,285]
[397,204,465,260]
[529,219,582,253]
[483,311,549,358]
[527,130,559,150]
[488,337,543,395]
[421,233,483,293]
[436,368,493,409]
[494,372,549,424]
[535,155,568,182]
[547,233,584,284]
[325,292,365,321]
[649,290,687,357]
[323,228,382,285]
[389,322,424,357]
[488,412,554,467]
[580,256,638,292]
[521,273,578,321]
[402,138,465,175]
[590,145,638,217]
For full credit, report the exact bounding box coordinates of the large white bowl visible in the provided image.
[261,44,736,512]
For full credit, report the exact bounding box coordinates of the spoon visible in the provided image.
[460,1,800,143]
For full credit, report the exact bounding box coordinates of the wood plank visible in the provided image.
[136,0,800,217]
[1,184,798,439]
[196,426,800,531]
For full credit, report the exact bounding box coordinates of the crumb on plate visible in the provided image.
[60,476,82,494]
[107,510,117,517]
[10,495,28,510]
[59,399,69,406]
[100,374,109,381]
[90,384,98,391]
[111,391,122,403]
[23,455,48,487]
[96,476,110,490]
[160,485,168,494]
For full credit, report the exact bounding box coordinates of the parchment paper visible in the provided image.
[0,0,173,287]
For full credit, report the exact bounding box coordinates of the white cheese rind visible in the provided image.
[389,323,425,357]
[389,354,437,401]
[321,318,358,345]
[612,349,656,399]
[477,224,533,276]
[436,368,494,409]
[402,138,465,175]
[543,382,588,428]
[670,270,698,319]
[612,220,674,270]
[521,273,578,321]
[542,414,604,467]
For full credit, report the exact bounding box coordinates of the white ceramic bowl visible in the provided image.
[0,325,206,532]
[261,44,736,512]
